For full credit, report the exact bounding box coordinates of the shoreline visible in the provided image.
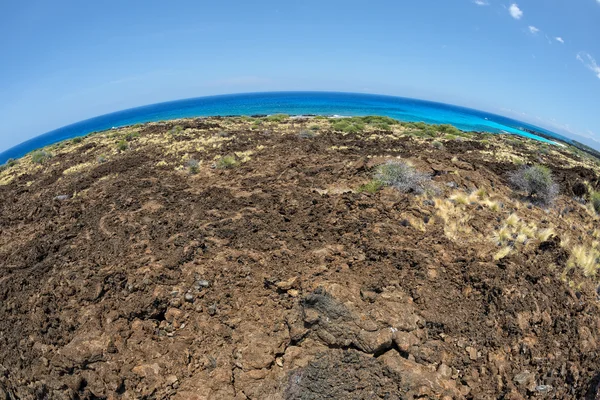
[0,92,577,164]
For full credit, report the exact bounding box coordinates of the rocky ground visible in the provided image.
[1,116,600,399]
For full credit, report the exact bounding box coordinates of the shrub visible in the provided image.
[72,137,83,144]
[361,116,398,125]
[374,160,431,194]
[509,165,558,205]
[309,125,320,131]
[97,155,107,164]
[117,140,129,151]
[331,119,365,134]
[358,180,383,194]
[169,125,184,135]
[298,129,316,139]
[125,132,140,141]
[31,150,52,164]
[265,114,289,122]
[437,124,461,136]
[216,155,238,169]
[6,158,17,167]
[431,141,444,150]
[187,158,200,174]
[590,191,600,214]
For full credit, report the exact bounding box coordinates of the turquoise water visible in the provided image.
[0,92,570,164]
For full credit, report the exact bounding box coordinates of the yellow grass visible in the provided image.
[494,246,512,261]
[536,228,555,242]
[567,245,600,277]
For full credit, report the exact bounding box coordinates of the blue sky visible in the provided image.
[1,0,599,151]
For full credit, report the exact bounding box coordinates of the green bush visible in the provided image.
[72,137,83,144]
[125,132,140,141]
[117,140,129,152]
[97,155,107,164]
[187,158,200,174]
[298,129,316,139]
[358,180,383,194]
[590,191,600,214]
[265,114,289,122]
[331,119,365,134]
[216,155,238,169]
[169,125,184,135]
[437,124,461,136]
[31,150,52,164]
[6,158,17,167]
[431,140,444,150]
[509,165,558,205]
[375,160,431,194]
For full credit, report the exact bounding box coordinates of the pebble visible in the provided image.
[54,195,69,201]
[196,280,210,289]
[184,293,194,303]
[208,304,217,316]
[466,346,478,360]
[535,385,552,393]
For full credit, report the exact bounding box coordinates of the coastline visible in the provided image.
[0,92,575,165]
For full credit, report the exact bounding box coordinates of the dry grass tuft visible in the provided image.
[494,246,512,261]
[536,228,555,242]
[567,245,600,277]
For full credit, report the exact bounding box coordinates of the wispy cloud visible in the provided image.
[509,3,523,19]
[528,26,539,34]
[576,52,600,79]
[555,37,564,44]
[473,0,489,5]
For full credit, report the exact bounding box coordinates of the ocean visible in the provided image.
[0,91,570,164]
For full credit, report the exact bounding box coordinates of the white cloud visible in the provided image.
[576,52,600,80]
[528,26,539,34]
[555,37,564,44]
[509,3,523,19]
[473,0,489,5]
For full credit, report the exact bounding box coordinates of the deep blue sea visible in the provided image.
[0,92,571,165]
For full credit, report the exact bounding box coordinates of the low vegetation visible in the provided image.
[187,158,200,174]
[331,118,365,134]
[590,191,600,214]
[169,125,184,135]
[31,150,52,164]
[297,129,316,139]
[374,160,431,194]
[116,140,129,152]
[216,155,238,169]
[357,180,383,194]
[265,114,289,123]
[509,165,558,205]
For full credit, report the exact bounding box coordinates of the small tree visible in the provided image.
[509,165,558,206]
[374,160,431,194]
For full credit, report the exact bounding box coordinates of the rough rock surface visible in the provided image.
[0,117,599,399]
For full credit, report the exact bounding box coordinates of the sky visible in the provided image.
[0,0,599,151]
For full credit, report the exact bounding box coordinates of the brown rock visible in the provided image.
[466,346,478,360]
[276,277,298,291]
[393,331,420,352]
[354,329,393,354]
[165,307,184,323]
[379,350,466,399]
[132,363,160,377]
